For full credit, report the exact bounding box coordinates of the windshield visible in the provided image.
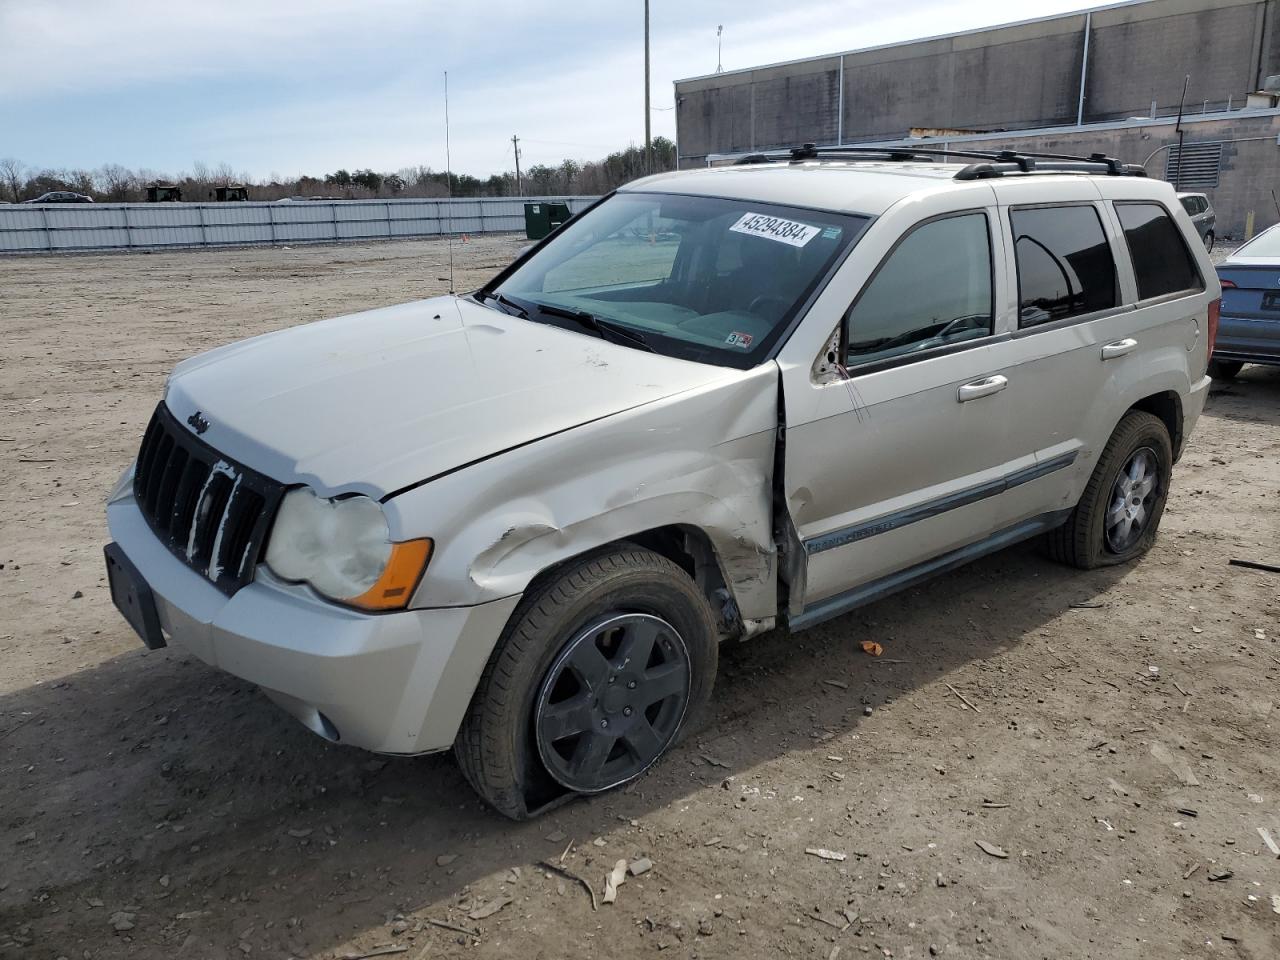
[487,192,866,367]
[1235,225,1280,258]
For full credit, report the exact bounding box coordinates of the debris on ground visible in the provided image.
[1150,742,1200,786]
[1257,827,1280,857]
[628,857,653,877]
[805,847,847,861]
[108,911,136,932]
[945,683,981,712]
[539,860,597,910]
[467,894,514,921]
[975,840,1008,859]
[436,854,458,867]
[338,947,408,960]
[860,641,883,656]
[602,859,628,904]
[1228,558,1280,573]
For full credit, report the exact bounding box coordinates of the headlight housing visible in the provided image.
[264,488,431,611]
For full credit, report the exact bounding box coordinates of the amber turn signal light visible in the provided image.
[345,538,433,611]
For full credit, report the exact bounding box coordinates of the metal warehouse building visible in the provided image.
[674,0,1280,235]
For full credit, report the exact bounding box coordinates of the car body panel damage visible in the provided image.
[386,364,780,623]
[161,295,744,501]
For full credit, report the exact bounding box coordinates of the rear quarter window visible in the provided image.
[1115,202,1204,300]
[1011,205,1118,327]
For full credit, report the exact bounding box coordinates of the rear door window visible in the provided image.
[1115,202,1204,300]
[1011,205,1118,327]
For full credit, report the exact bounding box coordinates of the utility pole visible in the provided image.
[512,134,522,196]
[644,0,652,175]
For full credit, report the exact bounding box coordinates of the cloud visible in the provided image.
[0,0,1105,177]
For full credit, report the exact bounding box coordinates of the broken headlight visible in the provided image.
[264,488,431,611]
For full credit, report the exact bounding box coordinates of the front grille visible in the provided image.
[133,403,285,595]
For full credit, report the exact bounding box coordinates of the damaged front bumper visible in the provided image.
[105,490,519,754]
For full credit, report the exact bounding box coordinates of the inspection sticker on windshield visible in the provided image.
[729,212,821,247]
[726,331,754,349]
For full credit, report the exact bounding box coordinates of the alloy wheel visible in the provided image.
[534,612,691,793]
[1105,446,1160,553]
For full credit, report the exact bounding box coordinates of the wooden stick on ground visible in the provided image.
[945,683,981,713]
[540,860,598,911]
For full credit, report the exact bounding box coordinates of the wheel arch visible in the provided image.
[514,523,760,641]
[1129,390,1185,460]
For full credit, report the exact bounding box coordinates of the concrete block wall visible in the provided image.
[676,0,1280,165]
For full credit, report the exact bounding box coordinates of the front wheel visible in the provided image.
[1043,410,1172,569]
[1203,230,1215,252]
[455,545,718,819]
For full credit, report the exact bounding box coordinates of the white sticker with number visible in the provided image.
[729,212,821,247]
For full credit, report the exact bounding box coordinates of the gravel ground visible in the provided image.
[1,235,1278,960]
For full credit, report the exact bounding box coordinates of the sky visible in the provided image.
[0,0,1113,180]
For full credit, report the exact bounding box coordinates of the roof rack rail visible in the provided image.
[734,142,1146,180]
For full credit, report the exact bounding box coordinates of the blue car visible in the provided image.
[1212,224,1280,378]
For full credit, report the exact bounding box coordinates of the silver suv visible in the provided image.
[104,146,1218,818]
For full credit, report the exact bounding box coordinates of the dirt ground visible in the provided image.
[2,235,1278,960]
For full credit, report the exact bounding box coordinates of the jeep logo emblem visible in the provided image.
[186,410,210,435]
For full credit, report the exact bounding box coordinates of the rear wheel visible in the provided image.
[455,545,718,819]
[1209,359,1243,379]
[1043,410,1172,569]
[1203,230,1215,252]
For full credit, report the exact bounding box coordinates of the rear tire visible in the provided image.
[1203,231,1215,253]
[1043,411,1172,570]
[1208,359,1243,380]
[455,545,718,820]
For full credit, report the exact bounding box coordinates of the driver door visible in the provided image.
[778,199,1037,627]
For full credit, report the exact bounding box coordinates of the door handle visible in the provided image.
[957,374,1008,402]
[1101,338,1137,360]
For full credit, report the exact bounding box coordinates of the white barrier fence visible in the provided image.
[0,196,599,254]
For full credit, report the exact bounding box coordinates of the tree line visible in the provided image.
[0,138,677,203]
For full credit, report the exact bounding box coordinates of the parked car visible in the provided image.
[104,147,1218,818]
[1178,192,1216,251]
[24,191,93,203]
[1211,222,1280,377]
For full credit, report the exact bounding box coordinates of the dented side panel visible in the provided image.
[386,365,781,623]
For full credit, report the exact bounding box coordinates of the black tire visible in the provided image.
[1043,410,1172,569]
[455,545,718,820]
[1208,359,1244,380]
[1204,231,1215,253]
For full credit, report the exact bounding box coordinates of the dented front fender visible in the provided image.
[385,364,780,622]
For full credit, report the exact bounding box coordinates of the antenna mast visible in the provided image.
[444,70,455,294]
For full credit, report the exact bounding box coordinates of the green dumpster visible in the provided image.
[524,201,573,240]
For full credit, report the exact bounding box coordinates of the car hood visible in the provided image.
[163,296,739,499]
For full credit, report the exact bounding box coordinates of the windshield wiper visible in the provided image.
[479,291,530,319]
[480,291,655,353]
[528,301,656,353]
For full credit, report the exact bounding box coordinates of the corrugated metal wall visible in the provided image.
[0,196,599,254]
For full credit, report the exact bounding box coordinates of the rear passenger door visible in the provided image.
[984,180,1133,529]
[988,181,1206,531]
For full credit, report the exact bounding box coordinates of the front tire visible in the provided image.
[1203,230,1215,252]
[1043,411,1172,569]
[455,545,718,819]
